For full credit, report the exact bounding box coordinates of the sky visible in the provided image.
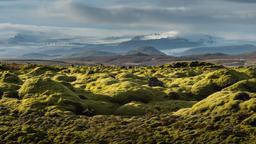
[0,0,256,41]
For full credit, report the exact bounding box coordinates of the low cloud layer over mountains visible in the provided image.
[0,0,256,40]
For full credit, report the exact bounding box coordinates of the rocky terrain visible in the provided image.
[0,62,256,143]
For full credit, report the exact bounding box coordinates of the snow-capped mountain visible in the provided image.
[118,32,223,52]
[1,30,256,59]
[138,31,179,40]
[131,32,222,46]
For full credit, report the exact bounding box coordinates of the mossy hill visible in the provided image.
[0,62,256,143]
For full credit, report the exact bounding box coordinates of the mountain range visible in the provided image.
[126,46,166,56]
[1,31,256,59]
[180,44,256,56]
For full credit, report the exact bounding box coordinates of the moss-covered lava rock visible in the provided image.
[1,62,256,143]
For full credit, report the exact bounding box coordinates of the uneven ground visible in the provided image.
[2,52,256,66]
[0,62,256,143]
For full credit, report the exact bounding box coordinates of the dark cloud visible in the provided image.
[64,0,256,39]
[225,0,256,3]
[70,1,256,26]
[72,3,197,24]
[1,0,256,40]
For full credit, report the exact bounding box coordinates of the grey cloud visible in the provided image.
[64,0,256,39]
[1,0,256,41]
[70,2,256,26]
[72,3,200,24]
[225,0,256,3]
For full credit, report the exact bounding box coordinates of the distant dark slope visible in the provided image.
[183,53,231,60]
[66,50,117,58]
[21,53,59,60]
[119,37,204,50]
[126,46,166,56]
[181,44,256,55]
[238,51,256,59]
[62,55,176,66]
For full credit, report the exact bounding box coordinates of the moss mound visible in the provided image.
[19,77,77,99]
[2,90,19,99]
[17,77,87,114]
[191,69,248,99]
[26,66,59,76]
[98,81,165,104]
[0,71,22,84]
[147,100,196,113]
[1,63,256,143]
[115,102,147,116]
[53,74,76,82]
[225,78,256,92]
[86,77,119,92]
[191,80,221,99]
[82,100,119,115]
[0,82,20,91]
[115,72,141,80]
[175,90,255,117]
[174,76,256,123]
[0,83,20,99]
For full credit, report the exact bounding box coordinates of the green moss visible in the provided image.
[96,81,165,104]
[44,106,74,117]
[17,77,90,114]
[191,79,221,99]
[0,83,20,97]
[18,98,46,114]
[114,100,196,116]
[82,100,119,115]
[191,69,248,99]
[26,66,59,76]
[0,71,22,84]
[16,76,122,115]
[1,62,256,143]
[206,69,247,87]
[225,79,256,92]
[53,74,76,82]
[232,92,250,101]
[236,67,256,78]
[2,90,19,99]
[0,97,20,111]
[240,98,256,112]
[242,114,256,126]
[146,100,196,113]
[175,89,256,117]
[115,102,147,116]
[116,72,141,80]
[19,77,78,99]
[86,77,119,92]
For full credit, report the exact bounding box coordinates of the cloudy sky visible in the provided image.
[0,0,256,41]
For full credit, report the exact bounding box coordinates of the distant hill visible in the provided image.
[21,53,58,60]
[238,51,256,59]
[61,55,175,66]
[126,46,166,56]
[6,32,256,59]
[181,44,256,55]
[183,53,230,60]
[117,33,217,51]
[119,37,204,51]
[66,50,117,58]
